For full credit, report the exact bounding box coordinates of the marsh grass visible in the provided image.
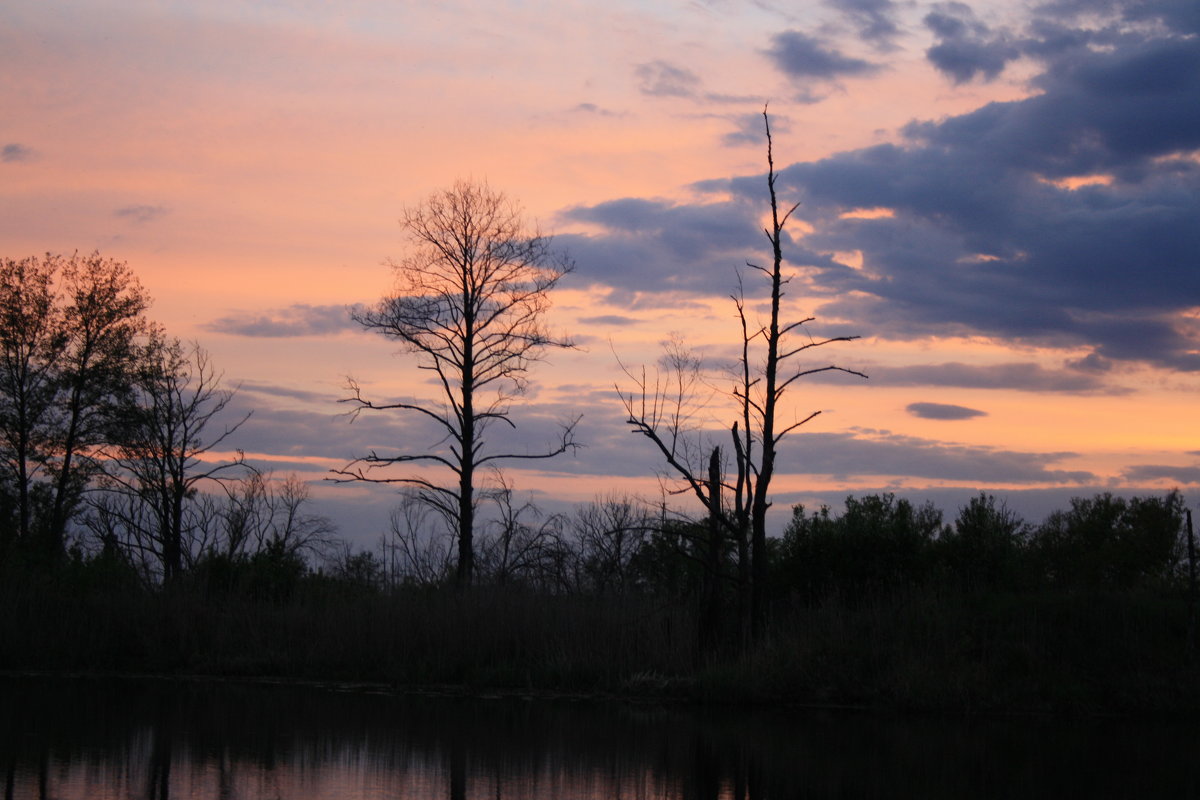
[695,588,1199,713]
[2,560,1197,713]
[0,565,697,691]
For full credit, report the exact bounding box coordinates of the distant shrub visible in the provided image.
[938,493,1030,593]
[777,493,945,603]
[1030,491,1184,590]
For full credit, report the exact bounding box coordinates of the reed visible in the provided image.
[3,558,1198,713]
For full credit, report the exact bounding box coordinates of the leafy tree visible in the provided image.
[337,180,578,587]
[0,252,149,560]
[47,254,150,550]
[1031,491,1184,589]
[779,493,944,603]
[939,493,1028,592]
[629,518,711,598]
[0,254,62,552]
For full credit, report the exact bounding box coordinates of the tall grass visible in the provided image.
[698,587,1199,713]
[3,559,1198,713]
[0,564,697,692]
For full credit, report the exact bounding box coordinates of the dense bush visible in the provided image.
[1029,491,1184,590]
[938,493,1030,592]
[773,491,1188,603]
[776,493,945,603]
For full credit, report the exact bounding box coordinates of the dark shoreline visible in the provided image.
[4,553,1199,717]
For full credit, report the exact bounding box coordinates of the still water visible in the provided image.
[2,675,1197,799]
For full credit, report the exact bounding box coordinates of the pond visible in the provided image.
[2,675,1197,798]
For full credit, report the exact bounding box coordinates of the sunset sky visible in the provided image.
[3,0,1198,544]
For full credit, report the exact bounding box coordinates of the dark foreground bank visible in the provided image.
[2,555,1198,715]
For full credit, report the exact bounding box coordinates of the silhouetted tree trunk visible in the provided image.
[0,255,64,553]
[337,180,578,588]
[700,446,723,655]
[740,109,866,638]
[621,110,864,642]
[1188,508,1196,658]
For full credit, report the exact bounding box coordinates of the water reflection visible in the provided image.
[2,675,1198,799]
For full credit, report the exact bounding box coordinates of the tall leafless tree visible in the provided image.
[621,109,865,643]
[738,109,867,638]
[336,180,578,587]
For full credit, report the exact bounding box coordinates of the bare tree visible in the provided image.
[736,109,866,638]
[572,492,657,594]
[477,471,568,589]
[335,180,579,587]
[620,109,865,643]
[384,489,456,587]
[217,471,335,562]
[99,336,250,581]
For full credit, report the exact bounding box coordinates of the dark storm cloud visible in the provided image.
[560,191,851,296]
[558,196,766,293]
[1037,0,1200,36]
[559,1,1200,374]
[770,25,1200,369]
[114,204,168,223]
[205,304,360,337]
[1064,352,1113,373]
[923,2,1020,83]
[2,143,33,162]
[827,0,902,49]
[634,60,701,98]
[765,30,881,79]
[778,429,1094,484]
[906,402,987,420]
[1121,464,1200,484]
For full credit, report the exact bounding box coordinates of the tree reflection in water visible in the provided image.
[2,676,1198,799]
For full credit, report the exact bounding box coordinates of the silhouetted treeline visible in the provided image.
[777,490,1188,602]
[0,252,335,584]
[3,482,1197,712]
